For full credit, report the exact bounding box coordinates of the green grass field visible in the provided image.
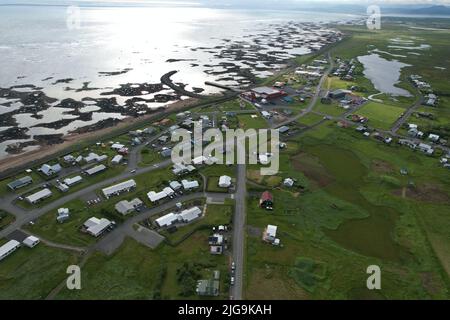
[357,102,405,130]
[0,244,79,299]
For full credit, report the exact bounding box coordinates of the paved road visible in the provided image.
[390,95,424,134]
[231,164,247,300]
[272,52,334,129]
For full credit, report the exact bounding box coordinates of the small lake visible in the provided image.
[358,53,412,97]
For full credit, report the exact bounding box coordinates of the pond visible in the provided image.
[358,53,412,97]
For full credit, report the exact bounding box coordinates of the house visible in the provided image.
[22,235,40,248]
[155,212,179,228]
[196,278,219,297]
[102,179,136,199]
[283,178,294,187]
[40,163,62,176]
[218,175,232,188]
[160,148,172,158]
[111,155,123,165]
[63,154,75,163]
[57,183,69,193]
[329,89,351,99]
[263,224,278,243]
[169,181,182,191]
[115,198,143,215]
[57,208,70,223]
[0,240,21,261]
[111,143,125,150]
[147,187,175,203]
[83,217,113,237]
[25,188,52,204]
[178,206,202,223]
[278,126,290,134]
[7,176,33,191]
[181,179,199,191]
[260,191,273,210]
[210,245,223,255]
[208,233,224,245]
[63,176,83,187]
[417,143,434,155]
[428,134,440,142]
[85,164,107,176]
[258,153,272,165]
[84,152,100,163]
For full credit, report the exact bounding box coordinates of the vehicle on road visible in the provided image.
[130,169,137,174]
[230,276,235,286]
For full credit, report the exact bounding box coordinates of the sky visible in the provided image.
[1,0,450,7]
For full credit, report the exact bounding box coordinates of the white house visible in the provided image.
[181,179,199,191]
[178,206,202,223]
[155,212,179,228]
[218,175,232,188]
[22,235,40,248]
[85,164,107,176]
[102,179,136,199]
[112,155,123,165]
[64,175,83,187]
[115,198,143,215]
[263,225,280,245]
[40,163,62,176]
[428,134,440,142]
[25,188,52,204]
[84,217,112,237]
[283,178,294,187]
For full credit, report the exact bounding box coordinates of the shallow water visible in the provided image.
[357,53,412,97]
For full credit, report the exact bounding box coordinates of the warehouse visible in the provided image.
[251,87,286,100]
[102,179,136,199]
[25,188,52,204]
[7,176,33,191]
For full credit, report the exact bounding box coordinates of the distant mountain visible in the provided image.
[383,5,450,16]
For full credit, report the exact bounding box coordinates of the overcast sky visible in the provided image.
[2,0,450,6]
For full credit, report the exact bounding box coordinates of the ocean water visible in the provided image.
[0,4,358,159]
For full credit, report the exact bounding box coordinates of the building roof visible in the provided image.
[155,212,179,227]
[26,188,52,203]
[7,176,32,190]
[102,179,136,198]
[23,236,40,247]
[169,181,182,190]
[112,155,123,163]
[218,175,232,188]
[85,164,106,175]
[261,191,273,202]
[266,225,278,238]
[251,86,282,96]
[179,206,202,222]
[0,240,20,258]
[115,199,142,215]
[181,179,199,190]
[40,163,61,176]
[87,218,112,237]
[147,187,174,202]
[64,176,82,186]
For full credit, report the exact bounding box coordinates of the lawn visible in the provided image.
[297,113,324,127]
[356,102,405,130]
[140,148,163,167]
[237,114,269,130]
[160,200,233,245]
[24,199,105,247]
[56,235,230,300]
[0,210,15,230]
[0,244,79,299]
